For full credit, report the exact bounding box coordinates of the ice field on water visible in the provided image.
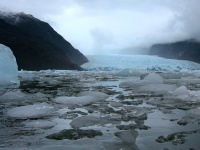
[1,54,200,150]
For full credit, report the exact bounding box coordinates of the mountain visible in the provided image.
[149,40,200,63]
[0,12,88,71]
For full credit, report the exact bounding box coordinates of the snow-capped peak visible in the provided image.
[0,11,37,25]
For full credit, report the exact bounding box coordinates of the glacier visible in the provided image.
[82,55,200,71]
[0,44,19,87]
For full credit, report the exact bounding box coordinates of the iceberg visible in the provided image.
[70,115,111,128]
[114,130,138,144]
[0,90,27,102]
[7,103,53,119]
[23,120,57,129]
[54,91,109,106]
[143,73,163,84]
[0,44,19,86]
[115,68,148,77]
[173,86,190,96]
[187,107,200,118]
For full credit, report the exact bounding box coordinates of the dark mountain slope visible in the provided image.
[149,40,200,63]
[0,12,88,70]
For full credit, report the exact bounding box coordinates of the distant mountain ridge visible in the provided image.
[0,12,88,70]
[149,40,200,63]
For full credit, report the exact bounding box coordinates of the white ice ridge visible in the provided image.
[0,44,19,86]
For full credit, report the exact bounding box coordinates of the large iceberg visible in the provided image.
[0,44,19,86]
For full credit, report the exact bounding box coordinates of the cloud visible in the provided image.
[90,28,114,54]
[0,0,200,54]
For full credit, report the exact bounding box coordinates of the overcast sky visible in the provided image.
[0,0,200,54]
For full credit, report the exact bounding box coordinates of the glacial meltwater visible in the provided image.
[1,55,200,150]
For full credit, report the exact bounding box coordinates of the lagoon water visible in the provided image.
[1,55,200,150]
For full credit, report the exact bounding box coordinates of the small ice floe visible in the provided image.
[77,91,108,99]
[7,103,53,119]
[164,78,200,85]
[123,106,151,120]
[114,130,138,144]
[70,115,117,128]
[39,78,62,86]
[23,120,57,129]
[115,68,148,77]
[46,79,62,86]
[187,107,200,118]
[18,71,38,81]
[133,84,177,94]
[0,90,27,102]
[0,91,47,103]
[119,81,177,94]
[38,139,104,150]
[119,73,167,93]
[173,86,190,96]
[172,86,190,101]
[189,90,200,102]
[109,101,123,108]
[54,96,102,106]
[160,72,182,79]
[142,73,163,84]
[54,91,108,106]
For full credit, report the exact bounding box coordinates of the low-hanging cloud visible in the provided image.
[0,0,200,54]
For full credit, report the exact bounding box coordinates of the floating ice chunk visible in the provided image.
[0,90,27,102]
[34,139,105,150]
[54,96,100,106]
[34,92,46,98]
[39,78,62,86]
[115,68,148,77]
[173,86,190,96]
[164,78,200,84]
[172,86,191,101]
[189,90,200,97]
[189,90,200,101]
[143,73,163,84]
[54,91,108,107]
[187,107,200,118]
[70,116,111,128]
[77,91,109,99]
[0,91,47,103]
[120,81,177,94]
[114,130,138,144]
[7,103,53,119]
[18,71,38,81]
[47,79,62,86]
[135,84,177,94]
[124,106,151,119]
[23,120,57,129]
[160,72,181,79]
[110,102,123,107]
[0,44,19,86]
[119,81,139,88]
